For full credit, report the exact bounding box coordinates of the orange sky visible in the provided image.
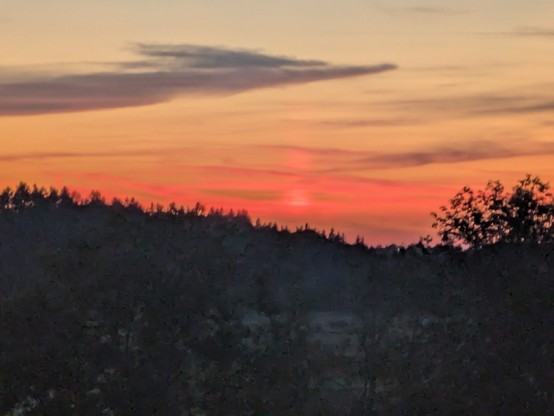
[1,1,554,245]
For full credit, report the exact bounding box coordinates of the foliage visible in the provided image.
[432,175,554,248]
[0,181,552,414]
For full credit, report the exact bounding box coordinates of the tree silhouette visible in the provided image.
[432,175,554,248]
[1,180,553,414]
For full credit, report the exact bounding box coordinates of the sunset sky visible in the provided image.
[1,1,554,245]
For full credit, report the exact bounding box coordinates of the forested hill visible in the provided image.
[1,184,552,415]
[0,183,444,307]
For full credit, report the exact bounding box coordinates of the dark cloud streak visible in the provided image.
[380,92,554,117]
[473,26,554,38]
[404,6,458,14]
[381,5,466,16]
[355,145,526,170]
[511,27,554,38]
[285,118,418,128]
[262,140,554,172]
[136,44,328,68]
[476,101,554,115]
[0,44,397,116]
[351,141,554,170]
[3,140,553,180]
[0,147,186,163]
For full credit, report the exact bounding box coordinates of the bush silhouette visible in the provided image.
[432,174,554,248]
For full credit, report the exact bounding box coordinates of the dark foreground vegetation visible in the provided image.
[0,181,553,415]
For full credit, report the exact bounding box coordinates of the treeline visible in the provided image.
[0,182,438,252]
[0,182,242,221]
[0,181,552,414]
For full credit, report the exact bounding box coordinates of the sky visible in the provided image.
[1,0,554,245]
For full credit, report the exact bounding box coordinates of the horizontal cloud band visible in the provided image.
[0,44,397,116]
[3,139,553,171]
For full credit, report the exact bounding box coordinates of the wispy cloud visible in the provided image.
[283,117,417,128]
[379,89,554,117]
[133,44,328,69]
[476,101,554,115]
[350,141,548,170]
[403,6,461,14]
[472,26,554,38]
[262,139,554,172]
[511,27,554,38]
[408,65,469,73]
[0,148,177,162]
[4,138,550,174]
[380,5,466,16]
[0,44,397,116]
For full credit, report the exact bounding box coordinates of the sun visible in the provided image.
[285,188,311,207]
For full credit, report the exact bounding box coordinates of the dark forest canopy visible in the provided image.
[0,181,433,253]
[0,180,552,415]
